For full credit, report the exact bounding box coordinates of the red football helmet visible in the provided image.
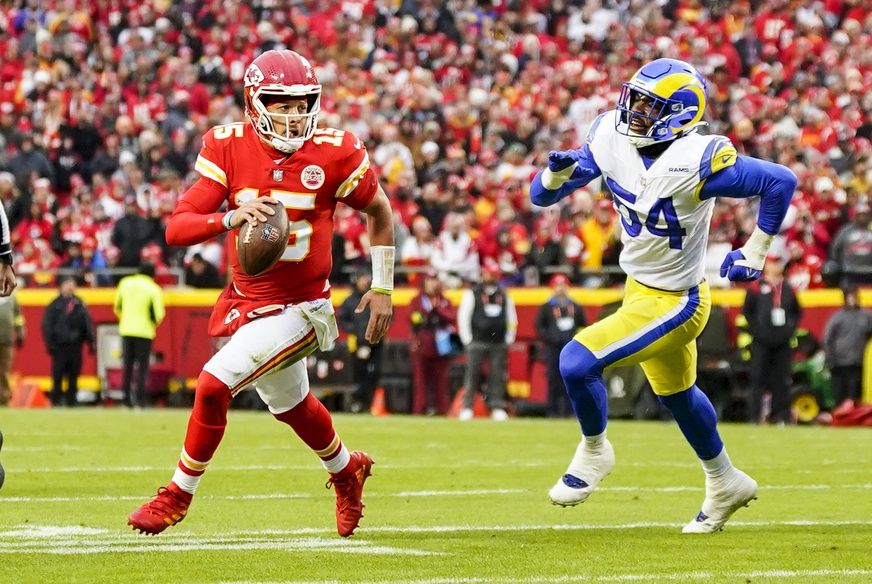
[243,50,321,153]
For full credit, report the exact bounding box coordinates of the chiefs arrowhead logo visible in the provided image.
[244,64,265,87]
[224,308,240,325]
[301,165,325,190]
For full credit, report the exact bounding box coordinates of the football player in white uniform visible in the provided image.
[530,58,797,533]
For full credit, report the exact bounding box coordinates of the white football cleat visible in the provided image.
[548,438,615,506]
[682,468,758,534]
[458,408,474,421]
[491,408,508,421]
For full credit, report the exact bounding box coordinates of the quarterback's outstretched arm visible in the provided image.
[700,155,797,282]
[530,145,602,207]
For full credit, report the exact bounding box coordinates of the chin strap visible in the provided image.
[270,137,302,153]
[628,120,709,148]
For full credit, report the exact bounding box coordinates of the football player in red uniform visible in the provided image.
[127,50,395,537]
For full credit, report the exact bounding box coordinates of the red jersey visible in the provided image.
[190,122,378,307]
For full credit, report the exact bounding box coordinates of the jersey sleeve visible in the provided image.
[193,127,230,189]
[698,136,738,183]
[334,130,378,210]
[165,126,237,246]
[529,112,609,207]
[165,176,230,246]
[585,112,608,146]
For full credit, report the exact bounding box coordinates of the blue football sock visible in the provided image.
[559,340,608,436]
[658,385,724,460]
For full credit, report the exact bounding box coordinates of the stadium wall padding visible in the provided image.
[13,286,859,383]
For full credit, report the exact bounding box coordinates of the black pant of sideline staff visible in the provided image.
[463,341,508,409]
[830,365,863,404]
[544,345,573,417]
[749,342,792,423]
[122,336,152,407]
[350,343,383,412]
[50,343,84,406]
[0,429,5,489]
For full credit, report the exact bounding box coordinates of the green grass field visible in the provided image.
[0,409,870,583]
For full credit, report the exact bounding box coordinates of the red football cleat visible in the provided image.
[326,451,374,537]
[127,482,193,535]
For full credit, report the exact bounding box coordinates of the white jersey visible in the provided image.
[587,110,736,290]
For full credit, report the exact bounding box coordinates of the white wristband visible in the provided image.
[542,163,578,190]
[739,226,773,270]
[370,245,395,292]
[222,211,235,230]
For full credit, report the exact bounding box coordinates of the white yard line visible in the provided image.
[2,520,869,559]
[392,489,525,497]
[16,464,319,472]
[0,526,437,556]
[1,445,86,452]
[4,483,872,503]
[221,570,872,584]
[218,518,872,536]
[0,541,436,556]
[3,519,870,544]
[15,458,869,472]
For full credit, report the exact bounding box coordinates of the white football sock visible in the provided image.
[583,430,607,451]
[172,468,202,495]
[700,447,733,480]
[323,445,351,474]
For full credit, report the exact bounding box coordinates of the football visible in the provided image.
[235,200,290,276]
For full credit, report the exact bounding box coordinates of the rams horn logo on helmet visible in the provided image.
[616,58,708,148]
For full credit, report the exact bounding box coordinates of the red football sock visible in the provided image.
[274,393,350,473]
[176,371,232,481]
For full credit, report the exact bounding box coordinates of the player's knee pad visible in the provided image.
[559,340,603,387]
[254,360,309,415]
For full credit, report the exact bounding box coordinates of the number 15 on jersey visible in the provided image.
[234,189,315,261]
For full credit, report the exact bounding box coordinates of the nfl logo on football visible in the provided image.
[261,224,280,243]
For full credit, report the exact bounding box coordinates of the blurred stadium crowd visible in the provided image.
[0,0,871,289]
